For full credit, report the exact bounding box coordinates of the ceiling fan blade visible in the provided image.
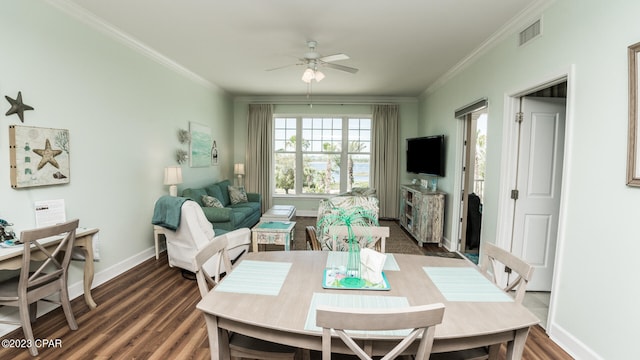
[265,62,302,71]
[319,53,349,63]
[322,62,359,74]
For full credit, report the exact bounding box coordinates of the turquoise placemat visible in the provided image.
[257,221,292,230]
[326,252,400,271]
[304,293,411,336]
[215,260,291,296]
[423,267,514,302]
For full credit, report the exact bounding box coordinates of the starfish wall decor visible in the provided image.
[5,91,34,122]
[33,139,63,170]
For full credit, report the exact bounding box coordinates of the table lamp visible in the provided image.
[234,163,245,186]
[164,166,183,196]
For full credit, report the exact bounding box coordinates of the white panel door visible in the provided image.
[512,97,565,291]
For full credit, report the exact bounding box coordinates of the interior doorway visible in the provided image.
[458,109,488,260]
[504,79,568,330]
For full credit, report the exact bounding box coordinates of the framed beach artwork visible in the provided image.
[9,125,70,189]
[189,122,213,167]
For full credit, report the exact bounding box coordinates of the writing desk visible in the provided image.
[0,227,99,309]
[197,251,538,359]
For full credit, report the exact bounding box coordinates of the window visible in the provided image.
[274,116,371,196]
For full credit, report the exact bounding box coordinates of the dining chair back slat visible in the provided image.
[327,226,389,253]
[316,303,445,360]
[480,242,535,304]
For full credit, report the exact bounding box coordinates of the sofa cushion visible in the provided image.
[202,195,224,208]
[201,206,232,222]
[182,188,208,207]
[229,201,260,212]
[228,186,248,204]
[205,184,225,203]
[228,206,253,221]
[216,180,232,206]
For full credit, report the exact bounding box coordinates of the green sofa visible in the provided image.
[181,180,262,232]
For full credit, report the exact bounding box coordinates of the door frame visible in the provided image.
[496,65,575,336]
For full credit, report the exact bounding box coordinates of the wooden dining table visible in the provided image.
[196,251,539,359]
[0,227,100,309]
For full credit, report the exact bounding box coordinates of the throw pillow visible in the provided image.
[202,195,224,208]
[228,186,248,204]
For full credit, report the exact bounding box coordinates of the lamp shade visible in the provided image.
[234,163,245,175]
[164,166,183,185]
[301,68,315,83]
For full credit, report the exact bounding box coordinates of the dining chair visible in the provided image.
[305,226,321,251]
[192,235,305,360]
[328,226,390,253]
[0,219,80,356]
[480,242,535,304]
[431,242,535,360]
[316,303,445,360]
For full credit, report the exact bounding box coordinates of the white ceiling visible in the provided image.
[54,0,539,97]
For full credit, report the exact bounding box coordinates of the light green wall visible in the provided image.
[0,1,234,296]
[419,0,640,358]
[233,99,419,215]
[2,0,633,357]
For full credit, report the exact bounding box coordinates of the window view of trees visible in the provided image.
[274,116,371,196]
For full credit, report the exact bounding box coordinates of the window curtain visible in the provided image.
[246,104,273,213]
[371,104,400,219]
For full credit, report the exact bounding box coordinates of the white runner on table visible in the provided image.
[214,260,291,296]
[304,292,411,336]
[423,267,514,302]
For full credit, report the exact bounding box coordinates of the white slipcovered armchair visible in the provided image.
[162,200,251,277]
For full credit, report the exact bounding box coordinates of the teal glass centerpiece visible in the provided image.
[317,205,378,288]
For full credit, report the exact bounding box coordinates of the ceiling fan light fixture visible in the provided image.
[314,70,325,82]
[302,68,315,83]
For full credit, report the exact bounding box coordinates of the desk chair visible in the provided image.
[316,303,445,360]
[327,226,389,253]
[193,236,304,360]
[432,242,535,360]
[0,219,80,356]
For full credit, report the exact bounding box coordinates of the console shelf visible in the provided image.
[399,185,445,246]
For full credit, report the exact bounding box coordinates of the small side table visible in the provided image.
[251,221,296,252]
[153,225,167,260]
[260,205,296,222]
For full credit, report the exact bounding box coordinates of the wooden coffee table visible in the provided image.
[251,221,296,252]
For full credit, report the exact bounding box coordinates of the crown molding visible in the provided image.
[234,95,418,105]
[45,0,215,89]
[421,0,556,98]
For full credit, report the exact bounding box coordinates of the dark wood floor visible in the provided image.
[0,252,573,359]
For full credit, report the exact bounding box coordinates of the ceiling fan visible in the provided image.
[267,40,359,83]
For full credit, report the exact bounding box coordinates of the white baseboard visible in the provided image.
[67,247,156,301]
[548,321,603,360]
[296,210,317,217]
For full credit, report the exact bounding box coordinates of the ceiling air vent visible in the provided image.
[519,19,541,46]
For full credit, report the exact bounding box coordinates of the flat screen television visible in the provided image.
[406,135,445,176]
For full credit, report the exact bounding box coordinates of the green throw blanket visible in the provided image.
[151,196,189,230]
